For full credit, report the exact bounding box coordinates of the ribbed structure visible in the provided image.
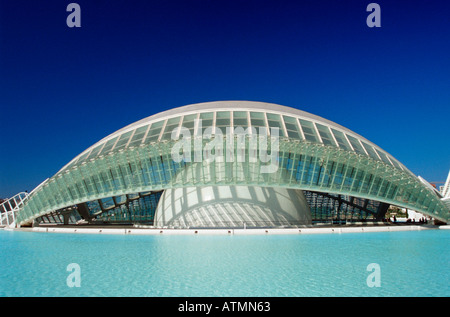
[16,101,449,225]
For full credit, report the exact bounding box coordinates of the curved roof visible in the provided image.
[16,101,449,225]
[57,101,410,176]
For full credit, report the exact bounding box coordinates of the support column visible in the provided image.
[76,203,92,222]
[375,202,390,220]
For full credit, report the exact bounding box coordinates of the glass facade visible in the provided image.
[15,102,449,225]
[304,190,389,222]
[89,191,162,223]
[56,109,414,175]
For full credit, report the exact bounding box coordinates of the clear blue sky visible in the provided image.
[0,0,449,198]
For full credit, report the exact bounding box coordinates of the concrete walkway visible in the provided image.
[23,224,444,236]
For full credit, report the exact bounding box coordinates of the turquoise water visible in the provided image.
[0,229,448,297]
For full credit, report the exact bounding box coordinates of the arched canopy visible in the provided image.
[56,101,411,175]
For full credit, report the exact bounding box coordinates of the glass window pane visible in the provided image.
[74,150,92,165]
[233,111,248,127]
[215,111,230,128]
[266,113,279,120]
[284,122,297,131]
[299,119,319,143]
[86,143,104,160]
[250,112,264,119]
[200,112,213,119]
[233,111,246,118]
[161,117,181,141]
[361,142,380,161]
[266,113,283,136]
[233,118,248,126]
[315,123,337,146]
[113,131,133,151]
[144,121,164,143]
[375,148,394,166]
[128,125,149,148]
[330,129,351,151]
[283,116,302,140]
[389,157,403,170]
[266,113,281,126]
[200,112,213,135]
[250,112,266,128]
[98,136,119,156]
[181,114,197,133]
[346,135,366,155]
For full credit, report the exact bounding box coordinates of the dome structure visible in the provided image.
[154,185,312,228]
[15,101,449,227]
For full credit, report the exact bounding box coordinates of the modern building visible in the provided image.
[12,101,449,228]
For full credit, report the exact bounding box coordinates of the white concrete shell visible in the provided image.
[154,185,312,228]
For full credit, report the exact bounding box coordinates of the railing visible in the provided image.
[152,220,313,229]
[0,192,29,227]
